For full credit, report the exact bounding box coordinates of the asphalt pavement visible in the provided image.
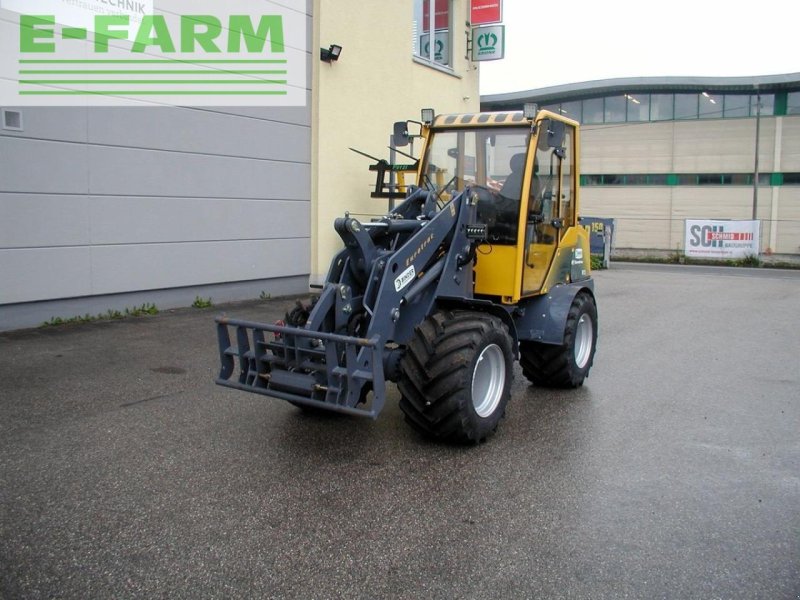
[1,263,799,599]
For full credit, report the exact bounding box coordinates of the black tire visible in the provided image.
[520,291,597,388]
[398,310,514,444]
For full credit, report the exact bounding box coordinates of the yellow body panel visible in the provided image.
[540,225,592,295]
[521,242,557,292]
[473,245,519,301]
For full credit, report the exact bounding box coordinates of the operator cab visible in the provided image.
[412,109,580,303]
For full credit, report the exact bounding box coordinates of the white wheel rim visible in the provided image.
[471,343,505,418]
[574,314,593,369]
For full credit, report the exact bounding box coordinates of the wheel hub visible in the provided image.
[471,343,505,418]
[574,314,593,369]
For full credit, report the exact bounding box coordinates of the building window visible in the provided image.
[413,0,452,67]
[786,92,800,115]
[626,93,649,122]
[730,174,751,185]
[552,91,787,125]
[582,175,603,185]
[650,94,673,121]
[699,92,722,119]
[783,172,800,184]
[723,95,750,118]
[604,95,626,123]
[582,97,603,124]
[675,94,698,119]
[753,94,775,116]
[704,174,723,184]
[625,174,648,185]
[579,172,792,186]
[648,174,668,185]
[560,100,582,121]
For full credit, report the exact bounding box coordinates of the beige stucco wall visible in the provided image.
[580,116,800,254]
[310,0,480,282]
[781,116,800,169]
[775,188,800,254]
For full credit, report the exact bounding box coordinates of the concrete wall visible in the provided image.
[580,116,800,254]
[776,118,800,254]
[0,6,313,330]
[0,103,313,329]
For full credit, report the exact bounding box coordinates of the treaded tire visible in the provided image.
[520,291,597,388]
[398,310,514,444]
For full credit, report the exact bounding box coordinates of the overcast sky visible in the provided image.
[479,0,800,95]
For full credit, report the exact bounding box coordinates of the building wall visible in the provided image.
[776,188,800,254]
[0,5,314,330]
[580,116,800,254]
[310,0,480,283]
[773,114,800,254]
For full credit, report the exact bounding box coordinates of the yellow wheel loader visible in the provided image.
[215,107,597,443]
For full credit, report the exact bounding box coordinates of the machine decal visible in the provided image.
[394,265,416,292]
[405,233,435,267]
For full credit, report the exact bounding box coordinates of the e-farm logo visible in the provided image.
[2,0,306,106]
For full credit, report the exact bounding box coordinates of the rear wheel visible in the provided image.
[398,310,513,443]
[520,291,597,388]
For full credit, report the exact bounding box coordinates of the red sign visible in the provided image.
[470,0,502,25]
[422,0,450,32]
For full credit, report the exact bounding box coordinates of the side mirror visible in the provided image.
[393,121,410,147]
[547,121,566,149]
[537,119,567,151]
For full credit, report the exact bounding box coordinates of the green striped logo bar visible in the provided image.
[1,1,307,106]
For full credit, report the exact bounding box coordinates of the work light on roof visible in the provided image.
[523,103,538,119]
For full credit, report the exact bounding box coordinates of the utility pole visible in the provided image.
[752,89,761,221]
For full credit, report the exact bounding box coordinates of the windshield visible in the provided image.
[420,127,530,200]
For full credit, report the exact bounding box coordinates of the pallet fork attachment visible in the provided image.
[216,316,385,418]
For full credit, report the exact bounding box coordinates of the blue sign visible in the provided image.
[581,217,615,254]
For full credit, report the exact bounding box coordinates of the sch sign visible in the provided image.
[684,219,761,259]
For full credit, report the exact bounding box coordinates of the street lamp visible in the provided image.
[753,88,761,221]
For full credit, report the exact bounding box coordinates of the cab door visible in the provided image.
[520,117,574,296]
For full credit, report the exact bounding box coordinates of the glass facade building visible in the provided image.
[481,75,800,254]
[539,91,800,125]
[482,78,800,190]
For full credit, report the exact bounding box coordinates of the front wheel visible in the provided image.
[520,291,597,388]
[398,310,514,444]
